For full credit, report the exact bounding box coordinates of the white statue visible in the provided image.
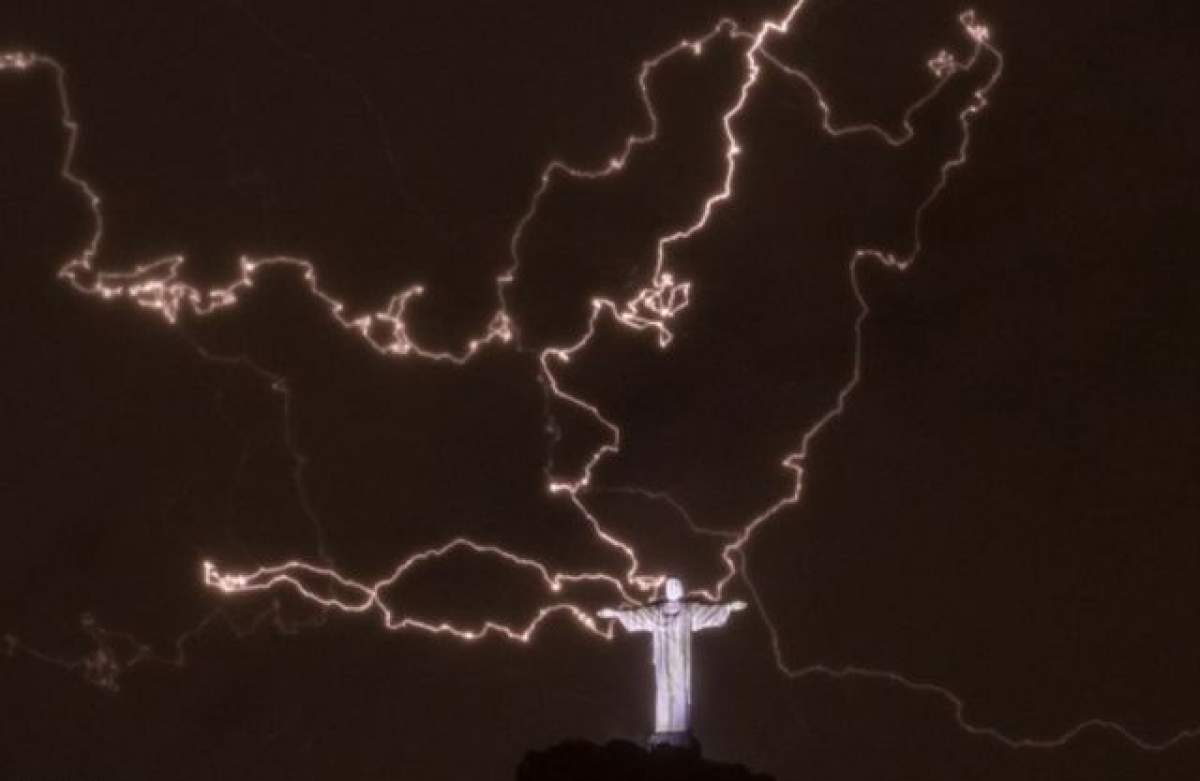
[599,578,747,745]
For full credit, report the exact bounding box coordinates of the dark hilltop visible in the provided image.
[517,738,774,781]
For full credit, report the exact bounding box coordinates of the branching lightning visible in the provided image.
[4,0,1198,755]
[202,537,631,643]
[3,601,325,692]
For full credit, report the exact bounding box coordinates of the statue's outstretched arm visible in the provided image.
[598,606,656,632]
[690,600,747,631]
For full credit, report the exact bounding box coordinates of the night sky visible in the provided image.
[2,1,1199,779]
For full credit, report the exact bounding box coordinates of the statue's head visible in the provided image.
[664,577,684,601]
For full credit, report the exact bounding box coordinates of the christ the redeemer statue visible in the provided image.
[599,577,746,747]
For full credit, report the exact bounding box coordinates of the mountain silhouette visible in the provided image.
[516,738,774,780]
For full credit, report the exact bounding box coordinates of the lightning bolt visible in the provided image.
[738,552,1200,751]
[3,601,324,692]
[711,12,1004,599]
[4,1,1198,755]
[201,537,632,643]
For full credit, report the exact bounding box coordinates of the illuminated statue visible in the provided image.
[599,578,746,746]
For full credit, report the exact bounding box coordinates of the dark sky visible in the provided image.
[2,1,1199,779]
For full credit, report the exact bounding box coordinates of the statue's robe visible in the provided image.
[611,600,739,735]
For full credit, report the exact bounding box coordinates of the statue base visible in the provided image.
[647,730,699,752]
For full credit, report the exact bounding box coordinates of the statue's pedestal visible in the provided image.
[648,730,700,752]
